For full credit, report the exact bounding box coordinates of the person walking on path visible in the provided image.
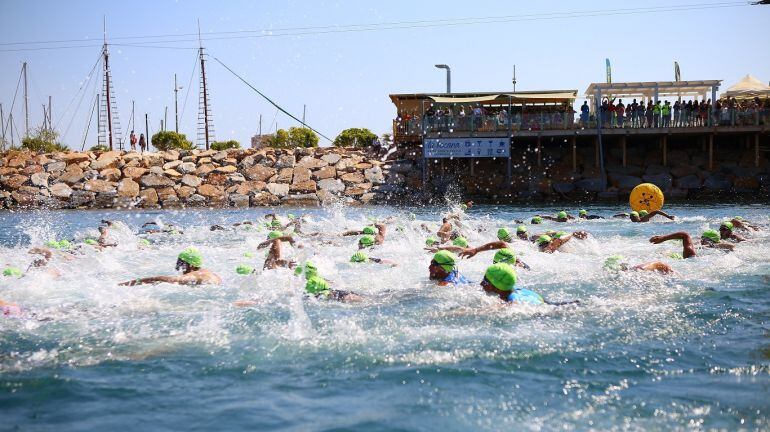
[129,131,137,151]
[138,134,147,153]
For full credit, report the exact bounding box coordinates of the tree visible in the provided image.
[90,144,109,152]
[381,133,393,148]
[211,140,240,151]
[267,127,318,148]
[151,131,195,152]
[333,128,378,148]
[21,127,68,153]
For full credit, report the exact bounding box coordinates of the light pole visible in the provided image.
[435,64,451,94]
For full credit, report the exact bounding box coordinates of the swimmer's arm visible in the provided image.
[256,239,274,249]
[28,247,53,260]
[119,275,182,286]
[730,233,747,242]
[547,235,571,252]
[612,213,628,218]
[650,232,696,258]
[538,215,559,221]
[425,245,467,253]
[516,260,531,270]
[341,230,363,237]
[633,261,673,274]
[460,241,506,258]
[370,257,398,266]
[709,242,735,251]
[572,231,589,240]
[375,223,387,238]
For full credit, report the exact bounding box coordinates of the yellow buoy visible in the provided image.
[629,183,664,212]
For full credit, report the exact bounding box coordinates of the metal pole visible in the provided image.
[0,103,5,150]
[174,74,179,133]
[595,89,607,191]
[48,95,52,130]
[164,106,168,131]
[104,46,114,150]
[258,114,262,135]
[9,113,14,148]
[145,113,149,152]
[302,104,306,126]
[23,62,29,137]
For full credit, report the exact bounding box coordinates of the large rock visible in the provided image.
[215,165,237,174]
[100,167,122,181]
[296,156,327,169]
[312,166,336,180]
[177,162,197,174]
[292,168,312,183]
[211,150,229,162]
[84,179,116,193]
[340,172,365,184]
[552,182,575,193]
[675,175,702,189]
[156,187,177,201]
[30,172,50,187]
[609,174,642,190]
[317,178,345,193]
[229,193,250,207]
[69,190,95,207]
[235,180,266,195]
[138,188,159,207]
[59,165,84,184]
[290,180,317,194]
[670,164,698,178]
[45,161,66,173]
[197,184,225,200]
[164,169,183,179]
[61,152,90,164]
[161,196,181,208]
[7,157,28,168]
[205,173,227,186]
[177,185,196,199]
[122,166,147,180]
[49,183,73,199]
[160,150,180,161]
[244,165,276,182]
[140,174,175,188]
[195,164,216,176]
[645,164,670,176]
[181,174,203,188]
[163,160,182,170]
[267,182,290,198]
[251,192,280,206]
[117,178,140,197]
[2,174,28,190]
[275,168,294,183]
[574,178,603,192]
[275,154,295,169]
[704,173,732,190]
[321,153,342,165]
[281,193,320,206]
[0,167,18,176]
[642,173,673,190]
[91,151,121,170]
[364,166,385,184]
[10,191,35,206]
[345,183,372,196]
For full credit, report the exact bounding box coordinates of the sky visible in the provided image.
[1,0,769,149]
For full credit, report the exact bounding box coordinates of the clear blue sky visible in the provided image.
[1,0,769,149]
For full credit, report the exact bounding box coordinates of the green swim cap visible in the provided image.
[460,203,468,211]
[362,226,377,235]
[720,221,734,231]
[178,247,203,268]
[305,275,330,295]
[630,211,639,218]
[497,228,511,242]
[3,267,23,277]
[536,235,552,246]
[46,240,61,249]
[139,239,151,246]
[668,252,683,260]
[270,219,281,227]
[639,210,649,217]
[287,213,296,220]
[702,229,720,243]
[243,251,254,258]
[734,216,743,221]
[452,237,469,247]
[531,216,542,224]
[425,236,439,246]
[516,225,527,233]
[268,230,282,240]
[84,238,98,246]
[350,251,368,263]
[484,263,517,291]
[303,261,318,279]
[603,255,625,271]
[58,239,71,249]
[359,235,375,248]
[557,211,567,219]
[236,264,254,275]
[579,209,587,216]
[553,231,568,239]
[493,248,517,265]
[432,250,457,272]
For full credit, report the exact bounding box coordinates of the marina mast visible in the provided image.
[197,20,215,149]
[98,17,123,150]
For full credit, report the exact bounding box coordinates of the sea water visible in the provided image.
[0,204,768,431]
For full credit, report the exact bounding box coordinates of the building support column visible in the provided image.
[571,135,577,172]
[708,134,714,170]
[537,135,542,167]
[470,158,475,175]
[662,135,668,167]
[756,133,760,168]
[595,137,600,168]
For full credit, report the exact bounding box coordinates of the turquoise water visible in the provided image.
[1,204,769,431]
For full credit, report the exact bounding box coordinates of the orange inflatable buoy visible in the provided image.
[629,183,664,212]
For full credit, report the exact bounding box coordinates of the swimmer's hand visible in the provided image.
[572,231,589,240]
[233,300,260,307]
[459,247,478,258]
[649,235,666,244]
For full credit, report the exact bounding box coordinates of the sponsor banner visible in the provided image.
[423,137,510,158]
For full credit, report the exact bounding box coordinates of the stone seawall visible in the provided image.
[0,147,417,209]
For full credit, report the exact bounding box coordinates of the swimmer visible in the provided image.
[304,274,363,302]
[258,231,299,270]
[614,210,675,222]
[437,218,453,243]
[357,223,387,249]
[1,299,23,317]
[719,221,746,242]
[342,225,378,237]
[349,251,397,267]
[480,263,578,305]
[729,216,760,231]
[26,247,62,277]
[530,216,543,225]
[458,230,531,269]
[536,211,574,222]
[648,230,734,259]
[534,231,588,253]
[428,251,470,286]
[515,225,529,240]
[142,221,183,235]
[96,225,117,247]
[578,209,604,220]
[603,255,673,274]
[119,247,221,286]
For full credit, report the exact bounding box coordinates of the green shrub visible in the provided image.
[151,131,195,152]
[333,128,378,148]
[89,144,109,152]
[268,127,318,148]
[21,128,68,153]
[211,140,240,151]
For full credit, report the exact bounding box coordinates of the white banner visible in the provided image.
[423,137,511,158]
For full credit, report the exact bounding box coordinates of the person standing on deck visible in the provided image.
[653,101,662,128]
[138,134,147,153]
[129,130,137,151]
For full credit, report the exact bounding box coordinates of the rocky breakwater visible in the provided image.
[0,147,408,209]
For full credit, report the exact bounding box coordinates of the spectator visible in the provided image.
[646,101,654,128]
[673,101,681,127]
[139,133,147,152]
[129,130,137,151]
[580,101,589,127]
[616,99,625,128]
[662,101,671,127]
[653,101,661,128]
